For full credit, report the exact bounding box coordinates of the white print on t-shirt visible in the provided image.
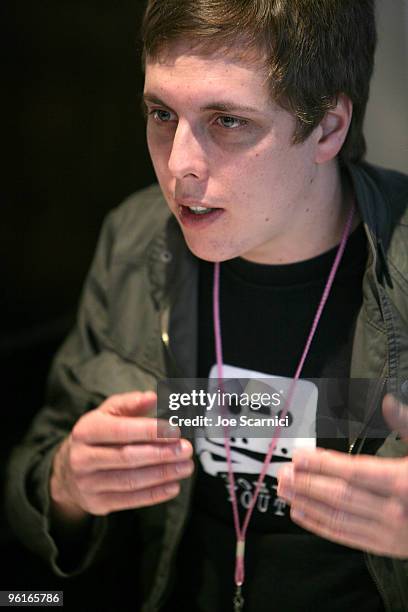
[195,364,318,514]
[221,475,287,515]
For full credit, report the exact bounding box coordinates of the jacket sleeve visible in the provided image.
[5,209,120,577]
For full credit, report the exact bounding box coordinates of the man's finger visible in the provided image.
[289,496,386,556]
[88,482,181,514]
[278,468,394,523]
[73,415,180,445]
[382,394,408,441]
[82,459,194,494]
[72,439,193,472]
[291,448,406,496]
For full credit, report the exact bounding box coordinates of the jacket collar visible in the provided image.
[346,161,393,287]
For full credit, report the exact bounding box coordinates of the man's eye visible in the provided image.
[150,109,175,123]
[216,116,247,129]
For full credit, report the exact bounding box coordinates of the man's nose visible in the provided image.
[168,121,209,182]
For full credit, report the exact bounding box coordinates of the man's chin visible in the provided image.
[188,245,222,263]
[183,239,237,263]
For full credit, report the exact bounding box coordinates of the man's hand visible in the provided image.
[50,391,193,520]
[277,394,408,557]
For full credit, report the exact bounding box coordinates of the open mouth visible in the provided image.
[187,205,217,216]
[178,204,224,227]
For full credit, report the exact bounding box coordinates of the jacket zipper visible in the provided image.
[160,306,186,378]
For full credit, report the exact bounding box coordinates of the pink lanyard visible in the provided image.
[212,204,355,611]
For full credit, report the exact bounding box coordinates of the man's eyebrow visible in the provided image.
[143,93,262,115]
[142,94,170,107]
[199,101,261,114]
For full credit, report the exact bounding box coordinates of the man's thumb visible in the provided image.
[382,393,408,441]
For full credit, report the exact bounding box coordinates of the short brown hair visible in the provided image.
[141,0,377,163]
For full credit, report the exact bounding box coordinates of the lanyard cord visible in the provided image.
[212,204,355,593]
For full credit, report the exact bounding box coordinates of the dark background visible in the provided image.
[1,1,407,610]
[2,2,154,609]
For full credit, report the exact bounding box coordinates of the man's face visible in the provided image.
[144,42,320,263]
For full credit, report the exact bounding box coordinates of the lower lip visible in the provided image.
[178,206,224,229]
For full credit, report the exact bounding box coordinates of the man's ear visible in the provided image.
[315,94,353,164]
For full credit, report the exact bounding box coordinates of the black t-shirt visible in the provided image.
[164,224,385,612]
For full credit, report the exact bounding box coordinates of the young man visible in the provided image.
[6,1,408,610]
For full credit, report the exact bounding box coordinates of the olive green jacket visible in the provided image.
[5,162,408,611]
